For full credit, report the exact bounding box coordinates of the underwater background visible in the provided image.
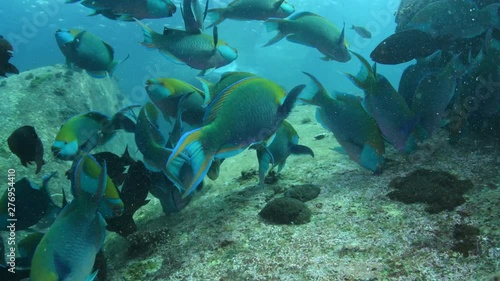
[0,0,499,280]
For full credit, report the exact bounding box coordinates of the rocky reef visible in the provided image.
[0,64,130,197]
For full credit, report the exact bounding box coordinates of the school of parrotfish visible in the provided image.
[1,0,499,280]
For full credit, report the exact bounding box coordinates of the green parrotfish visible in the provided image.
[146,77,207,126]
[30,155,107,281]
[252,120,314,185]
[136,20,238,76]
[52,109,136,160]
[301,72,385,173]
[55,28,128,78]
[166,73,305,197]
[264,12,350,62]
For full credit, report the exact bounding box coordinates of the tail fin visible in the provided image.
[109,53,130,75]
[300,72,331,106]
[263,19,287,47]
[206,8,226,28]
[111,106,138,133]
[6,63,19,75]
[483,3,500,29]
[166,128,213,198]
[135,19,159,48]
[345,51,374,90]
[278,84,305,119]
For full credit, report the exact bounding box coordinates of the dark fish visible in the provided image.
[0,173,56,231]
[351,25,371,39]
[93,146,134,187]
[148,171,193,215]
[106,161,151,237]
[0,35,19,77]
[370,29,450,64]
[398,51,450,107]
[182,0,209,33]
[8,126,46,174]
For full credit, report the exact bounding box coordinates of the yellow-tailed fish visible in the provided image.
[301,72,385,173]
[264,12,350,62]
[30,155,107,281]
[166,73,305,197]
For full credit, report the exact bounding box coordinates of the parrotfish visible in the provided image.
[301,72,385,173]
[55,28,128,78]
[136,20,238,76]
[412,54,467,138]
[0,173,57,231]
[66,157,124,219]
[346,52,418,153]
[207,0,295,27]
[0,35,19,77]
[252,120,314,185]
[398,51,450,106]
[370,29,451,65]
[264,12,350,62]
[30,155,107,281]
[148,170,193,215]
[76,0,177,21]
[7,125,46,174]
[134,102,201,190]
[52,109,136,160]
[351,25,372,39]
[145,77,206,126]
[135,102,176,173]
[166,73,305,197]
[404,0,500,39]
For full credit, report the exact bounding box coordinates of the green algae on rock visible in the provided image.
[259,197,311,224]
[387,169,473,213]
[284,184,321,202]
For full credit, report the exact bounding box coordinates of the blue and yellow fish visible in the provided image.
[136,19,238,76]
[145,77,206,126]
[52,109,136,160]
[166,73,305,197]
[30,155,107,281]
[302,72,385,172]
[252,120,314,185]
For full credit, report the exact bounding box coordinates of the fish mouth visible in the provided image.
[51,146,74,160]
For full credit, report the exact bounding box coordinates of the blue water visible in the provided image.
[1,0,409,104]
